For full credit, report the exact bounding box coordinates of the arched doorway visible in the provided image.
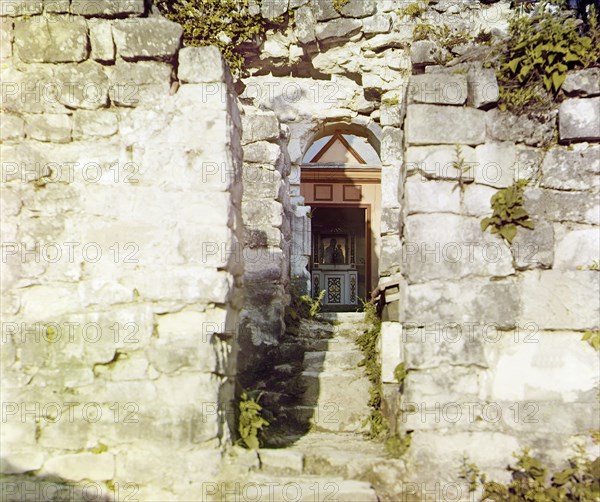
[300,127,381,310]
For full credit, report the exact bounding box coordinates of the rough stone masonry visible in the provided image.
[0,0,599,500]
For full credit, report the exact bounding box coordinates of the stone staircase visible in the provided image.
[219,313,407,501]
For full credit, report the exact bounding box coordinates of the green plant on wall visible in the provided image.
[481,180,535,244]
[156,0,286,73]
[356,300,388,438]
[496,2,600,112]
[397,0,430,19]
[238,392,269,450]
[463,446,600,501]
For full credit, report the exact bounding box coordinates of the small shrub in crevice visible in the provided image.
[481,180,535,244]
[496,2,600,113]
[238,391,269,450]
[461,445,600,501]
[156,0,287,74]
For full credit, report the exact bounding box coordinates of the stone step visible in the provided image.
[245,474,378,502]
[286,404,369,433]
[258,449,304,475]
[316,312,367,324]
[284,336,357,352]
[299,370,371,412]
[303,350,364,372]
[289,433,408,498]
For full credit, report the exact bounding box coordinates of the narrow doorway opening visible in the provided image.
[310,206,369,311]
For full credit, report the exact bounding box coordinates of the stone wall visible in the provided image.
[393,65,600,489]
[241,0,511,290]
[1,4,243,500]
[239,104,292,355]
[243,0,598,490]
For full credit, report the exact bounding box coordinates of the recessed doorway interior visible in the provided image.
[310,207,368,310]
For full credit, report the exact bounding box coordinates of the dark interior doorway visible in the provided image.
[309,206,368,311]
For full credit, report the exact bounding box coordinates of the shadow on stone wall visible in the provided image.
[0,464,118,502]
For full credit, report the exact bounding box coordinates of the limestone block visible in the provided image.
[295,5,317,44]
[379,234,402,276]
[513,144,543,181]
[112,17,182,61]
[14,16,88,63]
[42,453,114,482]
[406,105,486,145]
[257,449,303,474]
[562,68,600,97]
[554,227,600,270]
[108,61,172,107]
[262,0,289,18]
[25,113,71,143]
[408,74,468,106]
[403,324,487,370]
[72,110,118,138]
[0,114,24,141]
[405,144,476,180]
[0,452,44,474]
[243,199,284,228]
[178,46,229,84]
[117,266,235,304]
[409,432,520,477]
[482,331,599,402]
[380,126,403,166]
[404,213,514,282]
[315,18,362,42]
[70,0,145,16]
[486,108,556,146]
[525,188,599,226]
[338,0,376,18]
[0,0,42,16]
[45,0,70,13]
[0,19,12,60]
[89,20,114,62]
[404,364,481,406]
[510,219,554,270]
[362,14,391,34]
[462,183,497,217]
[243,166,283,199]
[261,32,290,59]
[467,67,498,109]
[381,163,402,208]
[19,284,82,322]
[405,279,519,328]
[474,141,517,188]
[540,145,599,191]
[380,104,404,127]
[410,40,445,67]
[310,0,340,21]
[241,109,279,144]
[155,373,220,407]
[380,321,403,384]
[405,176,461,214]
[244,141,282,164]
[559,97,600,142]
[54,61,110,109]
[519,270,599,329]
